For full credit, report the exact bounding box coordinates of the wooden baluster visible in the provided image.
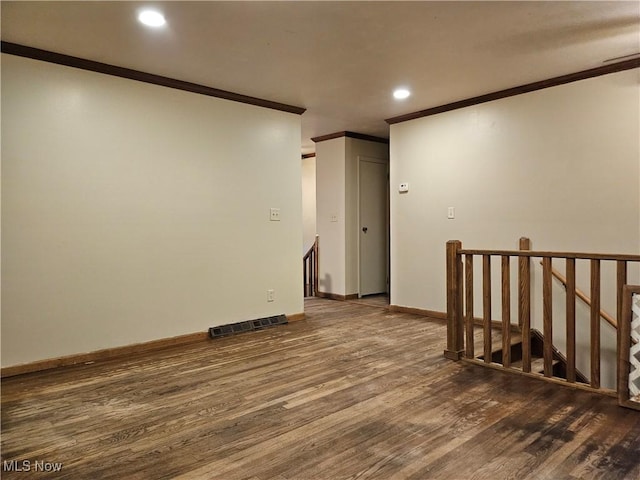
[566,259,576,383]
[314,235,319,297]
[591,259,601,389]
[483,255,492,364]
[617,261,627,324]
[519,238,531,373]
[542,257,553,377]
[310,250,315,297]
[304,256,309,297]
[502,255,511,368]
[465,254,474,359]
[445,240,464,360]
[309,252,313,296]
[616,260,627,390]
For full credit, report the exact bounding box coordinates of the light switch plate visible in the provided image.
[447,207,455,219]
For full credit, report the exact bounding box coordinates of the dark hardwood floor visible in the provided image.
[2,297,639,479]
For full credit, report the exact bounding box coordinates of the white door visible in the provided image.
[359,158,388,296]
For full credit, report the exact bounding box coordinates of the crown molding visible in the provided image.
[386,58,640,124]
[311,131,389,144]
[1,41,306,115]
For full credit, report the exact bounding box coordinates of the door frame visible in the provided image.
[357,155,390,298]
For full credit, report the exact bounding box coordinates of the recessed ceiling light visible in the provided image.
[393,88,411,100]
[138,10,166,27]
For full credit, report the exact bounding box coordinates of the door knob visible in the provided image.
[362,227,368,233]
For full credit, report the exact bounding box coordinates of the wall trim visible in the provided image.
[286,312,306,322]
[1,41,306,115]
[387,306,525,331]
[2,314,306,376]
[0,331,210,378]
[388,305,446,320]
[311,131,389,144]
[317,291,359,301]
[302,153,316,159]
[385,58,640,124]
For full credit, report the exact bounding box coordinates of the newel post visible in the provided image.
[445,240,464,360]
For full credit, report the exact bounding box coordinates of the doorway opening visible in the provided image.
[358,156,389,303]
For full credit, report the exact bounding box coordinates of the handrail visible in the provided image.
[544,262,637,346]
[303,240,315,263]
[303,235,319,297]
[544,262,618,329]
[459,249,640,262]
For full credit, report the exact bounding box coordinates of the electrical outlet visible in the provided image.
[267,289,275,302]
[270,208,280,221]
[330,214,338,222]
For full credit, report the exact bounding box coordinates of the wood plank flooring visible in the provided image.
[2,297,639,479]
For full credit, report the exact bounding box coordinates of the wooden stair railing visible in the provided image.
[543,261,637,346]
[543,262,618,330]
[484,329,590,383]
[445,237,640,409]
[303,235,319,297]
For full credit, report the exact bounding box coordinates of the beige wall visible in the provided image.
[316,138,346,295]
[1,54,303,367]
[301,156,317,253]
[390,68,640,388]
[316,137,389,296]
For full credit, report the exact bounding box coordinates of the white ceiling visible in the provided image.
[2,1,639,154]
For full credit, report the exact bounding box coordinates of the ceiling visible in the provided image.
[2,1,639,154]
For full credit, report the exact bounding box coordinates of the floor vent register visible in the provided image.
[209,314,288,339]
